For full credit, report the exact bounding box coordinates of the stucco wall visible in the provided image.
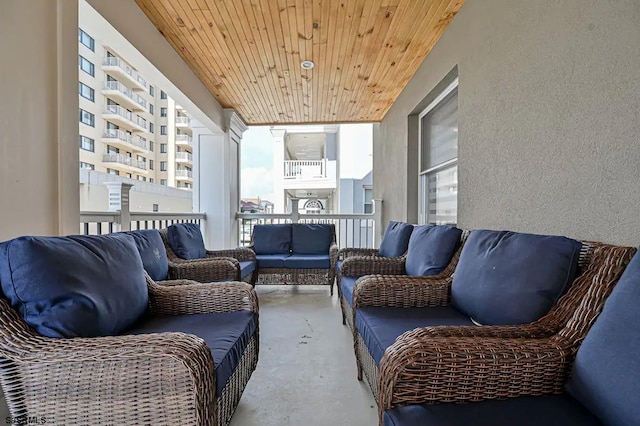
[375,0,640,245]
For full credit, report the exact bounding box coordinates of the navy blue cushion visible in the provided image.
[383,394,601,426]
[451,230,582,325]
[356,306,474,364]
[126,311,257,396]
[565,249,640,426]
[284,254,331,269]
[167,223,206,260]
[379,221,414,258]
[126,230,169,281]
[0,234,148,338]
[336,260,343,275]
[405,225,462,277]
[252,224,291,255]
[341,276,358,306]
[239,261,255,279]
[256,254,290,268]
[291,224,333,254]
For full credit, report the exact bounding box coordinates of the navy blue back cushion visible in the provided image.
[167,223,206,260]
[565,248,640,426]
[404,225,462,276]
[252,224,291,255]
[291,224,333,254]
[451,230,582,325]
[379,221,414,258]
[0,234,149,338]
[126,230,169,281]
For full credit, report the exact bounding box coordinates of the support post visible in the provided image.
[290,198,300,223]
[105,182,133,231]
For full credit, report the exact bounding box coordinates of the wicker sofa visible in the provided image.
[380,245,640,426]
[0,233,259,426]
[351,230,636,404]
[250,223,339,294]
[160,223,257,285]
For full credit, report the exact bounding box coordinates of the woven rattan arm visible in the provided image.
[352,275,452,309]
[148,280,259,315]
[1,332,216,425]
[168,257,240,282]
[338,248,380,259]
[377,332,571,415]
[207,247,256,263]
[341,256,406,277]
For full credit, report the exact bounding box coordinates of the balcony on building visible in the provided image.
[175,133,193,146]
[175,169,193,182]
[282,132,337,192]
[103,104,147,133]
[175,151,193,164]
[102,81,147,111]
[101,128,148,153]
[175,114,191,129]
[102,55,147,91]
[102,153,148,174]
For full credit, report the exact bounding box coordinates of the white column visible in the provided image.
[224,109,248,248]
[270,129,287,213]
[104,182,133,231]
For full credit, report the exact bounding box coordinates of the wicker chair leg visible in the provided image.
[355,338,363,380]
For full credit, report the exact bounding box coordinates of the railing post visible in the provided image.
[373,198,383,247]
[290,198,300,223]
[104,182,133,231]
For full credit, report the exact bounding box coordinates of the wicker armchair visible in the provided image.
[159,228,257,285]
[353,241,635,406]
[0,276,259,426]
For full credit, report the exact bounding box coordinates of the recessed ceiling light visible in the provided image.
[301,60,315,70]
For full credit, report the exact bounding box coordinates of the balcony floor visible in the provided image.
[231,286,377,426]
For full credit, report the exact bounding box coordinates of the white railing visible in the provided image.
[80,212,205,235]
[236,199,382,248]
[103,153,147,170]
[284,159,327,179]
[104,104,147,130]
[102,56,147,88]
[176,116,191,126]
[176,169,193,178]
[103,81,147,109]
[103,128,147,150]
[176,134,193,143]
[176,152,193,162]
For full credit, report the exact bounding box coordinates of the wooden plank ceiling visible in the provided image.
[134,0,464,125]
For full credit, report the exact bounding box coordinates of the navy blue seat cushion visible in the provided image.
[284,254,331,269]
[451,230,582,325]
[239,261,255,279]
[379,221,414,258]
[565,249,640,426]
[252,224,292,255]
[126,230,169,281]
[356,306,474,364]
[126,311,257,396]
[291,224,333,254]
[383,394,601,426]
[336,260,343,275]
[0,234,148,338]
[256,254,290,268]
[340,276,358,306]
[405,225,462,277]
[167,223,206,260]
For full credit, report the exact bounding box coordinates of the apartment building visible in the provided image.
[77,27,194,192]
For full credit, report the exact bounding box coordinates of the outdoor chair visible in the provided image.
[0,233,259,426]
[160,223,257,285]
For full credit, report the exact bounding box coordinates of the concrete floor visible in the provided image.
[231,285,378,426]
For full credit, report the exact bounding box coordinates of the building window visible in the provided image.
[160,90,167,99]
[149,141,154,151]
[149,85,155,96]
[149,123,154,134]
[364,187,373,214]
[78,55,94,77]
[125,173,132,179]
[149,159,154,170]
[160,107,167,117]
[79,161,95,170]
[79,109,95,127]
[149,178,154,183]
[107,145,119,154]
[160,125,167,135]
[160,179,167,186]
[160,161,167,171]
[137,175,146,181]
[153,203,159,212]
[78,28,95,51]
[149,104,154,114]
[160,143,167,153]
[78,82,94,102]
[419,78,458,225]
[107,168,120,176]
[79,135,95,152]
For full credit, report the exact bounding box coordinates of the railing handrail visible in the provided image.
[104,105,146,130]
[102,56,147,88]
[284,159,325,165]
[103,81,147,108]
[80,211,120,223]
[236,212,374,220]
[176,116,191,124]
[103,153,147,170]
[176,169,193,178]
[176,152,193,160]
[103,128,147,150]
[130,212,206,221]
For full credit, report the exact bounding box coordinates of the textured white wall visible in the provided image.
[375,0,640,245]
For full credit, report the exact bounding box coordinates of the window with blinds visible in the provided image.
[418,80,458,225]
